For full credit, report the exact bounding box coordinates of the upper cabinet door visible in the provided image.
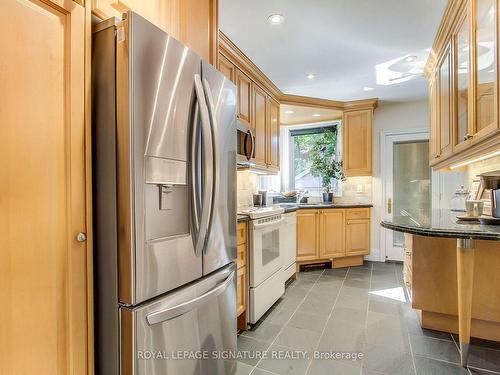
[252,84,267,166]
[438,42,453,158]
[218,53,236,83]
[429,74,441,164]
[235,69,252,128]
[266,97,280,171]
[473,0,498,138]
[343,109,373,176]
[454,11,473,151]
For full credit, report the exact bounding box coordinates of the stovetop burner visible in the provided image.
[237,206,285,219]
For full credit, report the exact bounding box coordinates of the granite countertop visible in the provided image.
[279,203,373,210]
[381,209,500,240]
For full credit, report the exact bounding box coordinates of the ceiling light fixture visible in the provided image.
[307,74,316,80]
[363,86,374,91]
[267,14,285,25]
[404,55,418,62]
[285,110,295,114]
[312,114,321,117]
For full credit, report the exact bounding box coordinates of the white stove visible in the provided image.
[238,206,285,219]
[238,205,286,324]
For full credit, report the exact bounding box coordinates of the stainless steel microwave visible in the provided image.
[237,122,255,167]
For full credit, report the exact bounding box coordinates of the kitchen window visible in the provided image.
[260,121,343,197]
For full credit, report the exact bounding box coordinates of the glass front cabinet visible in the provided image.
[427,0,500,168]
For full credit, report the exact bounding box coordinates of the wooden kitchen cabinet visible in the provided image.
[426,0,500,169]
[346,219,371,256]
[296,210,320,261]
[343,110,373,176]
[236,221,248,330]
[236,69,253,128]
[320,210,345,258]
[92,0,218,63]
[0,0,89,374]
[297,208,371,266]
[267,97,280,171]
[253,84,268,167]
[218,53,236,83]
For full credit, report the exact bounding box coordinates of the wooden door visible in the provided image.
[319,210,345,258]
[0,1,88,374]
[346,219,371,256]
[437,42,453,157]
[296,210,319,261]
[92,0,217,63]
[266,97,280,171]
[343,109,373,176]
[236,266,246,316]
[429,74,441,164]
[236,69,252,127]
[252,84,268,166]
[218,53,236,83]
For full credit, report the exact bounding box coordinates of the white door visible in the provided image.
[382,130,432,261]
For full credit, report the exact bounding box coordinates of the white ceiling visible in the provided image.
[219,0,449,103]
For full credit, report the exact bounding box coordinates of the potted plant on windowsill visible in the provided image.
[310,132,346,203]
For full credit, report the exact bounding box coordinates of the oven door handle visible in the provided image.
[253,217,284,230]
[146,270,235,325]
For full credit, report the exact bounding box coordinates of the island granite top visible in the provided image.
[381,209,500,240]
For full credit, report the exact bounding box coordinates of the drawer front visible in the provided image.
[237,222,247,245]
[346,208,370,220]
[237,244,246,269]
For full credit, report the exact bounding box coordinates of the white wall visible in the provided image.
[369,99,467,262]
[370,100,429,262]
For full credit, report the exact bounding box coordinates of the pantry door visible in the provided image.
[382,130,431,261]
[0,1,88,374]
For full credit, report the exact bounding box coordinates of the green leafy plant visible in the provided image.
[309,131,346,193]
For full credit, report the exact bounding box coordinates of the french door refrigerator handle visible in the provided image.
[145,270,235,325]
[190,104,201,239]
[193,74,214,257]
[201,78,218,252]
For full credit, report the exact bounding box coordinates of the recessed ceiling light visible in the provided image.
[404,55,417,62]
[312,114,321,117]
[307,74,316,80]
[285,110,295,114]
[363,86,374,91]
[267,14,285,25]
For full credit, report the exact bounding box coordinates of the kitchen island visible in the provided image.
[382,210,500,367]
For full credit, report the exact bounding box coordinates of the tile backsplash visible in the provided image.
[467,155,500,183]
[237,170,260,210]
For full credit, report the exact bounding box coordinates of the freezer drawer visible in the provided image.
[120,263,237,375]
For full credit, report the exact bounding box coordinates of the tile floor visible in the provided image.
[236,262,500,375]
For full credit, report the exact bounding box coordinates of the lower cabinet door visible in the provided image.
[346,219,371,256]
[237,266,246,316]
[320,209,345,258]
[296,210,319,261]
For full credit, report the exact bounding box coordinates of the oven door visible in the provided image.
[249,218,283,287]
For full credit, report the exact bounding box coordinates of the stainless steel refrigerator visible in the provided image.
[92,11,237,375]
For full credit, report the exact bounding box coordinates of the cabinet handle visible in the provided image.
[463,133,473,141]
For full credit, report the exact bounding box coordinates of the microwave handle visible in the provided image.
[146,270,235,325]
[248,129,255,161]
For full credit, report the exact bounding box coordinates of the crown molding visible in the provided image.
[219,31,379,112]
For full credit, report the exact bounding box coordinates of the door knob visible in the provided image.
[76,232,87,242]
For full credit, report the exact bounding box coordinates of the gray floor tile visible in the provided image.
[317,329,365,352]
[236,361,255,375]
[251,368,279,375]
[307,359,361,375]
[406,318,453,341]
[275,326,321,352]
[331,306,367,325]
[336,293,369,311]
[297,296,334,316]
[410,336,461,364]
[276,295,304,311]
[364,325,410,352]
[242,322,283,343]
[362,344,414,375]
[468,345,500,373]
[344,279,371,289]
[322,268,348,277]
[366,311,407,332]
[414,356,469,375]
[283,286,309,299]
[265,307,295,326]
[468,366,500,375]
[287,311,328,333]
[237,336,270,366]
[324,317,366,337]
[257,344,310,375]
